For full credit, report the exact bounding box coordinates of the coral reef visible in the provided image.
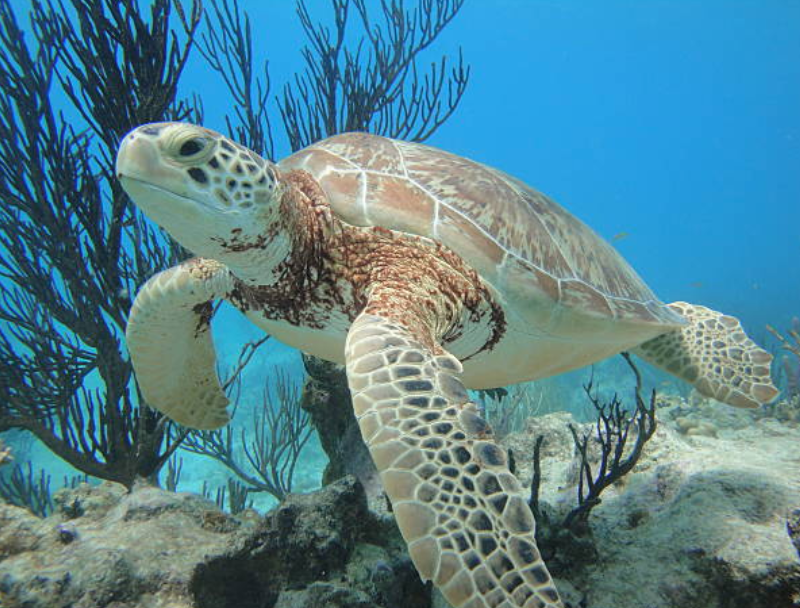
[660,388,800,433]
[190,477,426,608]
[0,477,427,608]
[506,410,800,608]
[2,400,798,608]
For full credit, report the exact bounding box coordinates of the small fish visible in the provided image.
[612,231,629,242]
[689,281,703,288]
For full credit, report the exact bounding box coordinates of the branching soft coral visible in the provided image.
[767,318,800,399]
[528,353,657,574]
[0,0,200,487]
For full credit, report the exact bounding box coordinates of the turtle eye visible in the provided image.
[179,138,206,157]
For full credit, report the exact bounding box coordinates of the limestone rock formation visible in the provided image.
[505,403,800,608]
[0,477,426,608]
[1,400,798,608]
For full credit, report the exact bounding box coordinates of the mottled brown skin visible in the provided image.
[224,169,505,358]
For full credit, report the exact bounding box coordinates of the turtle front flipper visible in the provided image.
[345,312,563,608]
[126,258,234,430]
[634,301,778,408]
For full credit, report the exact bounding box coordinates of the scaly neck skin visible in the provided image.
[220,170,328,289]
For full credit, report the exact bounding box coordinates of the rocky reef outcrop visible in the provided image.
[503,404,800,608]
[0,476,427,608]
[1,400,799,608]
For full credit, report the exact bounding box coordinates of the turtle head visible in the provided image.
[116,122,284,276]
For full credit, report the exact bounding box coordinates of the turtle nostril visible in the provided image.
[140,125,164,137]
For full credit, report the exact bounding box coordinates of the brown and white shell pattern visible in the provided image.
[279,132,685,335]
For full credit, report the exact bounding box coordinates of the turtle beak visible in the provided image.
[116,126,170,187]
[116,124,204,213]
[116,125,210,237]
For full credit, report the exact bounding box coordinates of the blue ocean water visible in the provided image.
[1,0,798,521]
[188,0,800,334]
[195,0,800,505]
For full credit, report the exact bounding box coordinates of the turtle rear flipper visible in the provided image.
[126,258,233,430]
[345,310,563,608]
[634,302,778,408]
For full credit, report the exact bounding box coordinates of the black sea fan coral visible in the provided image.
[529,353,657,573]
[0,0,202,486]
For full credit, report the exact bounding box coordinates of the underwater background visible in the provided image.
[3,0,799,510]
[187,0,798,504]
[0,1,798,606]
[188,0,800,329]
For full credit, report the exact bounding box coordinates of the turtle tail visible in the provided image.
[633,302,778,408]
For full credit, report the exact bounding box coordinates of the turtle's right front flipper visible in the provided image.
[126,258,234,430]
[345,311,563,608]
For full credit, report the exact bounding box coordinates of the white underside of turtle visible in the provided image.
[116,123,779,608]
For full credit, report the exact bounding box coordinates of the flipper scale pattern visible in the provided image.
[345,313,563,608]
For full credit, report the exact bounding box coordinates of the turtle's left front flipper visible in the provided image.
[345,312,563,608]
[126,258,234,430]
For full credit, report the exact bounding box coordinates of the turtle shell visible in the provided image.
[279,133,684,333]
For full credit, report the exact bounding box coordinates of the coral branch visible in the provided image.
[0,0,202,487]
[563,353,657,528]
[528,353,658,572]
[0,462,53,517]
[767,319,800,399]
[278,0,469,151]
[182,365,312,501]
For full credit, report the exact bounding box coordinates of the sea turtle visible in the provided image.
[116,123,778,608]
